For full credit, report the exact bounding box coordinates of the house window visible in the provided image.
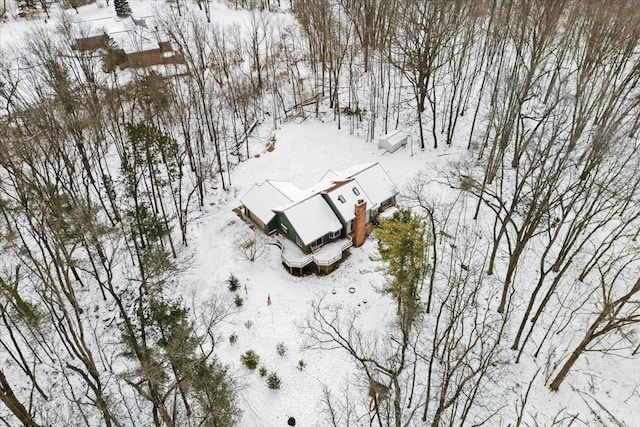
[338,195,346,203]
[281,224,288,234]
[329,230,341,239]
[348,220,354,233]
[296,236,302,247]
[311,237,323,248]
[352,187,360,196]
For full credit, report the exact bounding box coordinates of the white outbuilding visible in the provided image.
[378,129,408,153]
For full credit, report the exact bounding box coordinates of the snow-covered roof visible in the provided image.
[325,163,373,180]
[318,169,340,183]
[379,205,399,219]
[287,162,397,214]
[240,180,296,225]
[349,163,397,208]
[325,180,372,222]
[280,194,342,246]
[243,162,396,239]
[325,163,397,209]
[379,129,408,146]
[269,180,305,200]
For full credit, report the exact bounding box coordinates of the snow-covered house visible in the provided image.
[240,163,398,274]
[72,25,184,71]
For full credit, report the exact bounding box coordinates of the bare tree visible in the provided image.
[304,208,509,426]
[389,0,472,149]
[337,0,395,72]
[549,259,640,391]
[420,225,507,426]
[235,230,267,262]
[302,296,420,427]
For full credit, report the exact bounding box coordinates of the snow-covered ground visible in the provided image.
[182,119,431,426]
[181,118,639,426]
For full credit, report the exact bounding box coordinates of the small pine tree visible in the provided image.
[266,372,281,389]
[241,350,260,370]
[259,366,267,377]
[18,0,37,11]
[227,274,240,291]
[234,295,244,307]
[276,342,287,357]
[297,359,306,371]
[114,0,132,17]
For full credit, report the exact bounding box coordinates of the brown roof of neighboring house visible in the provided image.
[72,34,109,51]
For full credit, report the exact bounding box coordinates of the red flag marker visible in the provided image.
[267,294,272,306]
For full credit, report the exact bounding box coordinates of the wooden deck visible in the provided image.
[273,233,352,275]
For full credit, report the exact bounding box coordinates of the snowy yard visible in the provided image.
[182,120,419,425]
[181,119,639,426]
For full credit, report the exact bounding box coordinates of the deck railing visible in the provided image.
[273,233,314,268]
[314,237,353,267]
[273,233,352,269]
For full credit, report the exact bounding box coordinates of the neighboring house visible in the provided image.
[73,29,184,71]
[120,41,184,69]
[240,163,398,274]
[72,34,110,51]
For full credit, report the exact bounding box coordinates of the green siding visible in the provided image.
[276,199,351,253]
[266,216,280,233]
[321,194,379,236]
[326,230,342,243]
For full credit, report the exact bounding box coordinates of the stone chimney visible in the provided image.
[353,199,367,247]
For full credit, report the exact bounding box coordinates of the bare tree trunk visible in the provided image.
[0,371,43,427]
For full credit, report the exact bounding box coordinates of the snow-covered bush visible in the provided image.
[266,372,281,389]
[229,333,238,345]
[241,350,260,369]
[227,274,240,291]
[234,295,244,307]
